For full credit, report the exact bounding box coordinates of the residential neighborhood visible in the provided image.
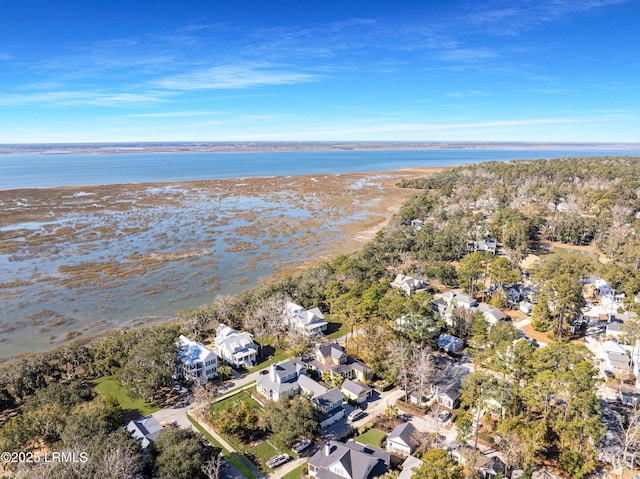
[4,158,640,479]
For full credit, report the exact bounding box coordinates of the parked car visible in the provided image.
[266,454,290,468]
[292,439,312,453]
[604,370,615,379]
[437,410,451,422]
[348,408,365,422]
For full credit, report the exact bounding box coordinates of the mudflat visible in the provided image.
[0,167,443,362]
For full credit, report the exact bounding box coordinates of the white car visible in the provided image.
[437,410,451,422]
[266,454,290,468]
[292,439,312,453]
[348,408,365,422]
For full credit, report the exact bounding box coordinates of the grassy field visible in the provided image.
[325,317,348,339]
[355,428,387,448]
[249,442,278,471]
[93,376,159,417]
[283,463,307,479]
[211,387,260,418]
[246,348,289,374]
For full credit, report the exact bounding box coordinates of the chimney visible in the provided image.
[270,364,278,383]
[324,443,331,456]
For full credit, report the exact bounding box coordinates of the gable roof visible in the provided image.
[318,343,348,361]
[316,388,344,412]
[477,303,505,321]
[286,302,327,327]
[309,441,390,479]
[299,373,329,397]
[387,422,419,449]
[342,378,371,396]
[127,415,163,449]
[603,340,629,356]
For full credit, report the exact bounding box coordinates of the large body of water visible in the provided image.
[2,148,640,190]
[1,147,640,362]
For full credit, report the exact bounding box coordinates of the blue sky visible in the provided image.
[1,0,638,143]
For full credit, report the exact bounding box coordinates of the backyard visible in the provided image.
[93,376,159,418]
[210,386,302,473]
[355,428,387,448]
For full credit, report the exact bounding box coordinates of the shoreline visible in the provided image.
[0,166,444,195]
[0,167,439,362]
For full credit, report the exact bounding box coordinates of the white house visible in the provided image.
[390,274,428,296]
[431,365,467,409]
[519,301,534,316]
[441,291,477,310]
[285,302,328,336]
[256,358,307,401]
[177,335,218,383]
[386,422,420,456]
[214,323,258,368]
[476,303,505,325]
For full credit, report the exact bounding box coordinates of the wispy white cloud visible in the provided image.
[445,90,491,98]
[437,48,499,63]
[127,111,220,118]
[153,63,320,90]
[0,90,168,107]
[462,0,629,35]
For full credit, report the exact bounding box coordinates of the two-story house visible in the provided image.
[285,301,328,336]
[177,335,218,383]
[306,343,370,382]
[214,323,258,368]
[298,375,345,428]
[256,358,307,401]
[390,274,428,297]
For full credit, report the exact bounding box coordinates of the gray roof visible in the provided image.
[388,422,418,449]
[606,319,625,334]
[318,343,347,361]
[127,416,163,449]
[398,455,423,479]
[316,388,344,411]
[309,441,390,479]
[298,373,328,397]
[256,358,306,395]
[341,378,371,396]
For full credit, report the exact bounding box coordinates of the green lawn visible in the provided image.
[283,463,307,479]
[269,433,294,455]
[355,428,387,448]
[211,387,260,418]
[249,442,278,471]
[246,348,289,374]
[325,318,348,339]
[93,376,159,417]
